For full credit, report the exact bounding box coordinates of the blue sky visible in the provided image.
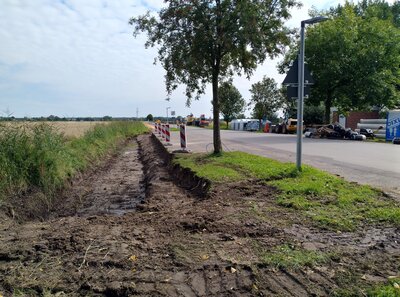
[0,0,378,118]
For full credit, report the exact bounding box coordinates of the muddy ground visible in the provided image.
[0,134,399,296]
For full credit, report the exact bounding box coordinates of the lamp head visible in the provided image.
[301,16,329,27]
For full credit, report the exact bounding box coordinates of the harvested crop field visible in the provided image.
[48,121,111,137]
[1,121,110,137]
[0,134,399,296]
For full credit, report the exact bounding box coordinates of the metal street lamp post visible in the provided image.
[296,16,328,171]
[166,107,171,124]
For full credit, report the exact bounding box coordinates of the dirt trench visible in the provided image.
[0,134,399,296]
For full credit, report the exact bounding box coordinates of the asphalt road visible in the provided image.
[161,126,399,194]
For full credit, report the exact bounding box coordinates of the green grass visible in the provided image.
[259,244,330,269]
[173,151,297,181]
[204,122,229,130]
[173,151,400,231]
[0,121,148,206]
[367,279,400,297]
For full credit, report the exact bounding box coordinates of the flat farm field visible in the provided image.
[1,121,110,137]
[48,121,110,137]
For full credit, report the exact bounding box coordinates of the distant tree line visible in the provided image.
[0,115,143,122]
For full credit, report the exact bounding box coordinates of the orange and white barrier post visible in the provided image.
[161,124,165,139]
[180,124,187,150]
[165,124,172,146]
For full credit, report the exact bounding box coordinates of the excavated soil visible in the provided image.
[0,134,399,296]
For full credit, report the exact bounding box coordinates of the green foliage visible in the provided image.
[259,244,330,269]
[130,0,300,153]
[130,1,299,103]
[174,151,400,231]
[328,0,400,28]
[219,81,246,125]
[279,1,400,122]
[303,104,325,125]
[0,122,148,205]
[249,76,284,121]
[146,114,154,121]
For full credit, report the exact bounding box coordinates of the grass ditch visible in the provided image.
[173,151,400,231]
[0,121,149,212]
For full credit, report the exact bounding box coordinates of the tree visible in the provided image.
[219,82,245,127]
[130,0,299,153]
[303,104,324,125]
[328,0,400,28]
[146,114,154,121]
[249,77,284,126]
[279,2,400,123]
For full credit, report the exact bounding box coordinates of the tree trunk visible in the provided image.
[212,0,222,154]
[212,71,222,154]
[226,120,229,130]
[324,92,332,124]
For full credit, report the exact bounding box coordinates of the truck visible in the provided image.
[198,114,210,127]
[272,118,302,134]
[186,114,195,126]
[282,118,298,134]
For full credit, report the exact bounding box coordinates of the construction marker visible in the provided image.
[161,124,165,139]
[180,124,187,149]
[165,124,171,144]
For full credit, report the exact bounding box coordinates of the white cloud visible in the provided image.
[0,0,389,117]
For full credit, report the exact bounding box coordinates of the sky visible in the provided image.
[0,0,375,118]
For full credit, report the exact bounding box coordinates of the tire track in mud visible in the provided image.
[1,134,399,296]
[75,141,146,216]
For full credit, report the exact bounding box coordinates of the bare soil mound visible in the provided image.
[0,134,398,296]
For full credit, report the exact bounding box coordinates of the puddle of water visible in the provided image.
[107,190,146,216]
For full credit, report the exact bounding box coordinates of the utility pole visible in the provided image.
[136,107,139,121]
[166,107,171,124]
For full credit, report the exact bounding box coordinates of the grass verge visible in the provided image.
[204,122,229,130]
[0,121,148,207]
[173,151,400,231]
